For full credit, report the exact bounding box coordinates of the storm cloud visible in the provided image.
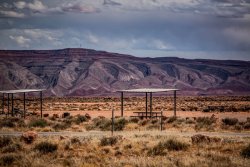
[0,0,249,60]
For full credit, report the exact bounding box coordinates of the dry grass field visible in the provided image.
[0,96,250,166]
[0,131,250,167]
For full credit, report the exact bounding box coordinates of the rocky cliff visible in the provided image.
[0,48,249,96]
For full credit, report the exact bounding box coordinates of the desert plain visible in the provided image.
[0,96,249,167]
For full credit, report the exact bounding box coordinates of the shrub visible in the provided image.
[129,117,140,123]
[151,119,158,124]
[85,124,95,131]
[195,116,216,130]
[0,154,18,166]
[138,119,149,126]
[63,117,73,126]
[196,116,216,126]
[29,119,48,128]
[163,139,189,151]
[52,123,69,131]
[0,136,12,147]
[114,118,127,131]
[62,112,70,118]
[167,116,177,123]
[2,143,22,153]
[85,113,91,120]
[146,124,160,130]
[92,117,127,131]
[244,122,250,129]
[0,119,15,128]
[241,144,250,158]
[222,118,238,126]
[186,118,195,124]
[75,115,88,124]
[148,139,189,156]
[147,142,167,156]
[93,117,111,131]
[71,137,81,145]
[34,141,58,154]
[100,136,118,146]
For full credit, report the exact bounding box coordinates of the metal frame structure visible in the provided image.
[0,89,45,118]
[118,88,179,118]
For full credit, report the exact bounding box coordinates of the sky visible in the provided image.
[0,0,250,60]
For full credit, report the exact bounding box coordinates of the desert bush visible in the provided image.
[52,123,69,130]
[0,136,12,148]
[92,117,127,131]
[85,124,95,131]
[2,143,22,153]
[150,119,158,124]
[71,137,81,145]
[195,116,216,130]
[75,115,88,124]
[234,124,243,130]
[100,136,118,146]
[62,117,74,126]
[16,119,26,127]
[167,116,177,123]
[241,144,250,158]
[129,117,140,123]
[147,142,167,156]
[0,119,15,128]
[93,117,111,131]
[148,139,189,156]
[196,116,216,125]
[34,141,58,154]
[85,113,91,120]
[115,150,122,156]
[114,118,127,131]
[29,119,48,128]
[244,122,250,129]
[186,118,195,124]
[202,108,210,112]
[0,154,18,166]
[62,112,70,118]
[124,144,132,149]
[138,119,149,126]
[176,118,185,124]
[163,139,189,151]
[146,123,160,130]
[222,118,238,126]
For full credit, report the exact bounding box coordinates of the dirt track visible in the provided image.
[1,130,250,138]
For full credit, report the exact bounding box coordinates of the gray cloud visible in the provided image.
[103,0,121,6]
[0,10,25,18]
[0,0,249,60]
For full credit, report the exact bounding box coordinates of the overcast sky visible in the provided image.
[0,0,250,60]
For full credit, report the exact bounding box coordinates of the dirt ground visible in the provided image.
[2,96,250,121]
[43,110,249,121]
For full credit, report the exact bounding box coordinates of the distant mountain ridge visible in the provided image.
[0,48,249,96]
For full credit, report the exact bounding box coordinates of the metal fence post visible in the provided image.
[23,92,26,119]
[40,91,43,118]
[121,92,123,117]
[112,108,114,136]
[2,93,4,115]
[174,90,176,117]
[160,110,163,131]
[11,93,14,116]
[7,94,9,117]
